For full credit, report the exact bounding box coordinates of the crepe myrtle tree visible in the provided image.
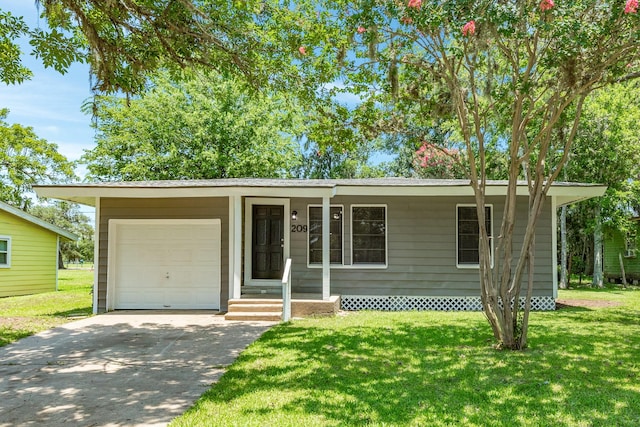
[299,0,640,349]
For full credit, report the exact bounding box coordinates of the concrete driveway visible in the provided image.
[0,311,275,427]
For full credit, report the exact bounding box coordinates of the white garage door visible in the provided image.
[109,219,221,310]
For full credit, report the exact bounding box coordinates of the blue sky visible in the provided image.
[0,3,94,167]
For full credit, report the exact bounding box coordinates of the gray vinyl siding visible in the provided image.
[98,197,229,312]
[289,195,553,298]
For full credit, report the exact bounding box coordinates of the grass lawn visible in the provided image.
[0,269,93,347]
[172,284,640,427]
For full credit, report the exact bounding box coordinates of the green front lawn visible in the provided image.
[172,285,640,427]
[0,269,93,347]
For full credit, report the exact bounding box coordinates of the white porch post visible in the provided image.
[92,197,100,314]
[229,195,242,300]
[551,196,558,299]
[322,196,330,300]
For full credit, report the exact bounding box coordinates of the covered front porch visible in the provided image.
[227,190,337,305]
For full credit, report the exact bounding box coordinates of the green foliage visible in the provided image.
[81,72,303,180]
[28,201,94,263]
[31,0,259,93]
[28,27,85,74]
[0,10,32,84]
[0,6,84,85]
[172,293,640,426]
[296,145,385,179]
[566,83,640,188]
[21,0,341,96]
[0,109,76,209]
[560,83,640,276]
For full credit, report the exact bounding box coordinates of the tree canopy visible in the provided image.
[81,72,303,180]
[29,201,94,265]
[2,1,335,95]
[560,82,640,285]
[0,109,76,209]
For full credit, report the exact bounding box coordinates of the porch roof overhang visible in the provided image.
[33,178,606,207]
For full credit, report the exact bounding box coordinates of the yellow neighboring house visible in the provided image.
[0,200,79,297]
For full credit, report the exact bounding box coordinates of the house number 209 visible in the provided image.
[291,225,307,232]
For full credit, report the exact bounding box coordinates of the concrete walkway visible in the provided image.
[0,311,275,427]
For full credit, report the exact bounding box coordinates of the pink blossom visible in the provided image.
[462,20,476,37]
[357,26,366,34]
[625,0,638,13]
[539,0,554,11]
[298,46,307,55]
[407,0,422,9]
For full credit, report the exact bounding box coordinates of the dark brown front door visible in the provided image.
[252,205,284,279]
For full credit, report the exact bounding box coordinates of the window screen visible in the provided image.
[457,206,492,265]
[352,206,386,265]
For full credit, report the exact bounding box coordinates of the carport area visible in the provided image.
[0,311,275,427]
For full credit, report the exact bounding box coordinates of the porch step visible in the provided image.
[225,311,282,321]
[227,303,283,313]
[225,298,282,321]
[241,287,281,295]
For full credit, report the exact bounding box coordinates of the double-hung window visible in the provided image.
[308,206,344,265]
[351,205,387,266]
[0,236,11,268]
[457,205,492,267]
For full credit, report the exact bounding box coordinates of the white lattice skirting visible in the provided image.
[341,296,556,311]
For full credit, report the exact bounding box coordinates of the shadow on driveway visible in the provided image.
[0,311,275,427]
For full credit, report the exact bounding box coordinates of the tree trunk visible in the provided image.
[478,184,546,350]
[58,250,66,269]
[560,205,568,289]
[619,252,627,287]
[592,205,604,288]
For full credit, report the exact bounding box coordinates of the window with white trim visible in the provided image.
[351,205,387,266]
[308,206,344,265]
[625,231,637,258]
[457,205,492,267]
[0,236,11,268]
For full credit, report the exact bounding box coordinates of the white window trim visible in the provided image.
[456,204,494,269]
[624,230,637,258]
[307,204,345,268]
[350,204,388,269]
[0,236,11,268]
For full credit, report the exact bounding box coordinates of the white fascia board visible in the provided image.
[335,185,475,197]
[34,182,605,205]
[235,187,336,198]
[34,185,336,203]
[336,183,535,197]
[335,183,607,201]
